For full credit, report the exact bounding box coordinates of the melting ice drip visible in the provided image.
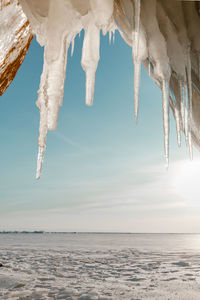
[1,0,200,178]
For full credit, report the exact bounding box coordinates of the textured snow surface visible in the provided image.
[1,0,200,178]
[1,233,200,299]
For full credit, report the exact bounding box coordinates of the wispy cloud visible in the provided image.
[0,160,199,232]
[53,131,90,153]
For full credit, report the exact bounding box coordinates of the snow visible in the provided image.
[1,233,200,299]
[1,0,200,177]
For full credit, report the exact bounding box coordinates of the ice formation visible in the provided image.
[1,0,200,178]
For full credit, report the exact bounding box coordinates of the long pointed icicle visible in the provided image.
[174,105,181,147]
[162,80,170,167]
[133,0,141,123]
[59,40,68,107]
[134,61,141,122]
[179,81,185,129]
[36,146,46,180]
[36,38,68,178]
[71,37,75,57]
[132,27,147,123]
[134,0,141,58]
[186,53,193,124]
[36,112,47,179]
[47,38,68,129]
[186,54,193,159]
[112,30,115,44]
[184,85,189,145]
[81,22,100,106]
[148,59,151,76]
[36,61,48,179]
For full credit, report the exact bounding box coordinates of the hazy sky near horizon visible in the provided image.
[1,31,200,233]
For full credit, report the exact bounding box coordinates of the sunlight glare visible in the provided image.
[172,160,200,204]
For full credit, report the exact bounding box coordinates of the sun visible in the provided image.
[172,160,200,204]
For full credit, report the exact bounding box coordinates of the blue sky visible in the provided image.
[0,31,200,232]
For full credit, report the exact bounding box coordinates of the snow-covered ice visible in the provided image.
[1,233,200,299]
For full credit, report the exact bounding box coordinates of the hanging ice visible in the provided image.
[132,18,147,122]
[81,0,114,106]
[162,80,170,167]
[132,0,141,122]
[1,0,200,178]
[81,21,100,106]
[174,105,181,148]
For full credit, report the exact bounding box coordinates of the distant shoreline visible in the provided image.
[0,231,200,235]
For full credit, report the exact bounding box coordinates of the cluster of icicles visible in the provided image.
[1,0,200,178]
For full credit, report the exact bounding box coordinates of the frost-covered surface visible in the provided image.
[1,1,200,177]
[1,233,200,299]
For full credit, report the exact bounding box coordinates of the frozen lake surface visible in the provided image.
[0,233,200,299]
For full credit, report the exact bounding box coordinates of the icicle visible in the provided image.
[60,41,69,107]
[162,80,169,167]
[133,0,141,60]
[112,29,115,44]
[179,81,185,129]
[46,38,68,128]
[132,2,142,123]
[85,69,96,106]
[109,30,112,45]
[148,59,151,76]
[186,52,193,159]
[81,22,100,106]
[186,53,193,126]
[133,0,141,121]
[36,108,48,179]
[35,59,48,179]
[183,53,193,156]
[134,61,141,122]
[132,26,147,123]
[36,101,48,179]
[184,85,189,145]
[71,37,74,56]
[174,105,181,147]
[132,0,148,123]
[184,108,189,145]
[36,146,46,180]
[35,35,68,178]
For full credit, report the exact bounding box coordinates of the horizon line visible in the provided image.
[0,231,200,235]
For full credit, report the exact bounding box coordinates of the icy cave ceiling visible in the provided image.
[1,0,200,178]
